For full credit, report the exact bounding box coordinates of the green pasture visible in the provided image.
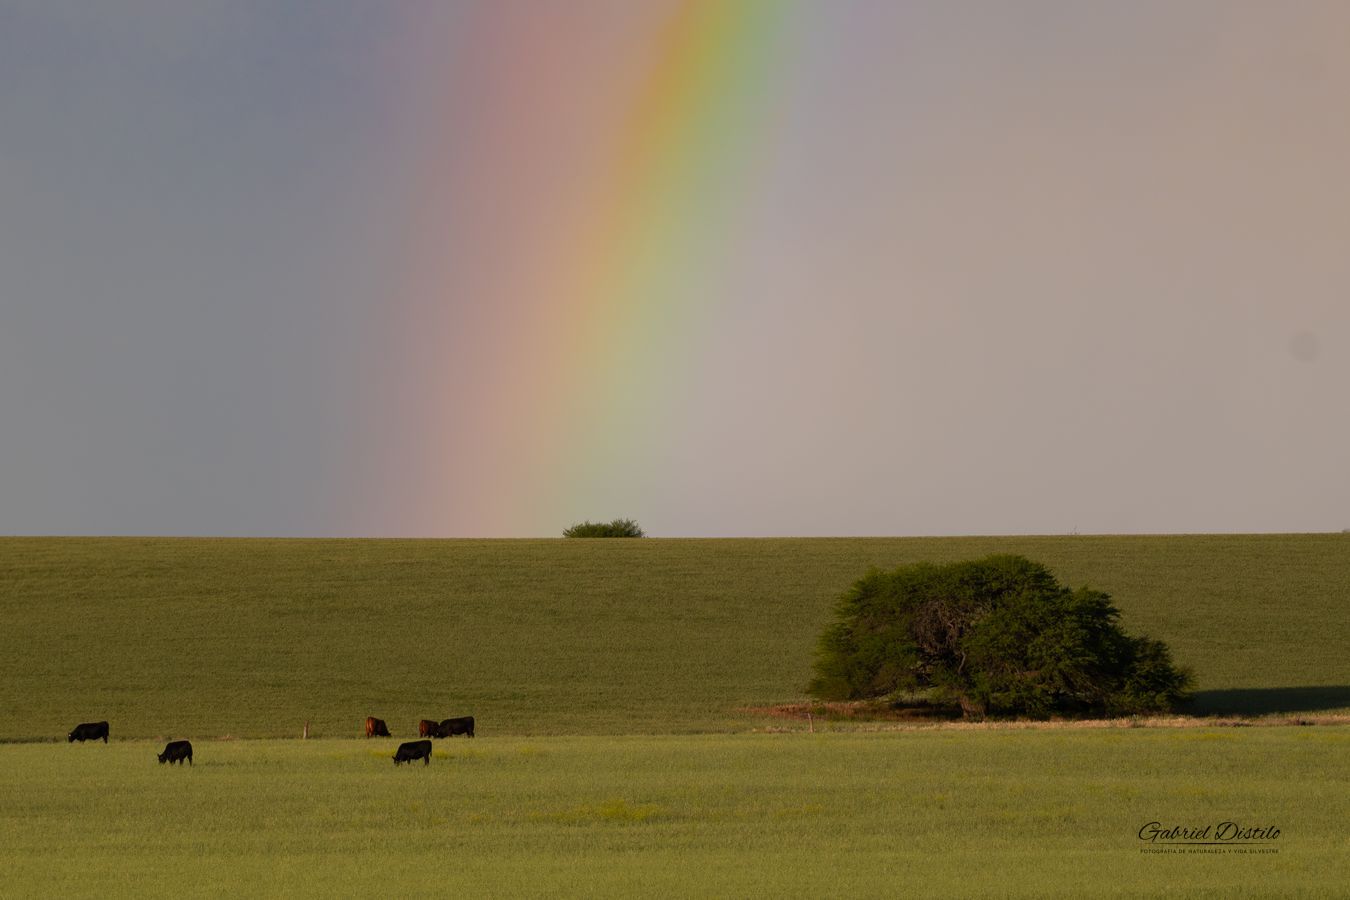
[1,730,1345,898]
[2,535,1349,739]
[2,536,1348,897]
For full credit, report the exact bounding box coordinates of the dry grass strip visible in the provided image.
[741,702,1350,732]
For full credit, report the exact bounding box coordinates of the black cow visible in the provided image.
[68,721,109,743]
[157,740,193,766]
[393,740,432,766]
[435,716,474,738]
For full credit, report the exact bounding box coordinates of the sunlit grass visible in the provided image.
[0,731,1344,897]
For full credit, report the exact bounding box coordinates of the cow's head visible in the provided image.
[157,752,167,764]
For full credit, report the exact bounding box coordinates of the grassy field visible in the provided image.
[3,534,1349,739]
[2,730,1345,898]
[3,535,1348,897]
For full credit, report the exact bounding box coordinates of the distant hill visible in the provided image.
[3,534,1347,739]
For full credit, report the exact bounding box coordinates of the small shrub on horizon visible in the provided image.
[563,519,646,538]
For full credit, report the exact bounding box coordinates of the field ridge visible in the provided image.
[3,534,1348,738]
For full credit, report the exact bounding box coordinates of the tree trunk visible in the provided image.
[958,695,986,719]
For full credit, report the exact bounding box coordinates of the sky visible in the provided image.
[2,0,1348,538]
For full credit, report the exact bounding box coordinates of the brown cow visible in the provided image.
[365,716,391,738]
[418,719,438,738]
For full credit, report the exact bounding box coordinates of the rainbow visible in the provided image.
[388,1,792,535]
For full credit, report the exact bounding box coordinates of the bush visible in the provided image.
[809,555,1191,718]
[562,519,645,538]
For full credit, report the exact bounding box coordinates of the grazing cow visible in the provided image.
[437,716,475,738]
[67,721,109,744]
[157,740,193,766]
[418,719,438,738]
[393,740,432,766]
[365,716,390,738]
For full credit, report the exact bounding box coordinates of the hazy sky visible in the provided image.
[3,1,1348,537]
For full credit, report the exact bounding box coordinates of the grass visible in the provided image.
[1,730,1345,898]
[2,534,1349,739]
[3,535,1347,897]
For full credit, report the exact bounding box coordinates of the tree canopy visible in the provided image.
[562,519,646,538]
[809,555,1191,718]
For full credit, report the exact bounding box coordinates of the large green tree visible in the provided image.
[810,555,1191,717]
